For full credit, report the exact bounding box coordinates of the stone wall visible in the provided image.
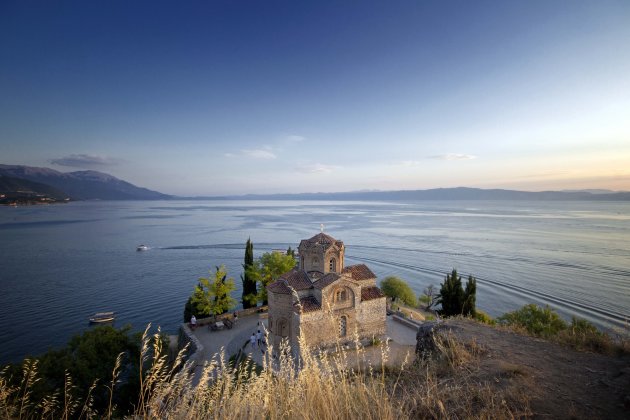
[355,296,387,337]
[268,291,296,349]
[178,324,204,366]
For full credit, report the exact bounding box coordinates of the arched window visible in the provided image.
[300,256,304,269]
[335,289,347,302]
[339,316,347,337]
[329,258,336,272]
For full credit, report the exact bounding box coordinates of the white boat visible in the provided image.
[136,244,149,251]
[89,312,115,323]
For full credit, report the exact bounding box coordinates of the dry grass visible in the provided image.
[0,324,534,419]
[396,332,531,419]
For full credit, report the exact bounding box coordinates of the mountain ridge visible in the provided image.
[0,164,171,200]
[187,186,630,201]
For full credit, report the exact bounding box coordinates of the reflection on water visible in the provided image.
[1,199,629,364]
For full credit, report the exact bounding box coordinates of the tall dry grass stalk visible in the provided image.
[0,321,531,419]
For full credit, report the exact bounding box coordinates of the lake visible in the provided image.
[1,199,629,364]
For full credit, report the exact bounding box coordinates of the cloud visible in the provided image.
[50,154,120,167]
[286,135,306,142]
[429,153,477,161]
[294,163,336,174]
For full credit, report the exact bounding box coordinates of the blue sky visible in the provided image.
[1,1,629,195]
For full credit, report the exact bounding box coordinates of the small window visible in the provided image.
[339,316,347,337]
[329,258,336,272]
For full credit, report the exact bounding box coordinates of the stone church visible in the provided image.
[267,232,387,352]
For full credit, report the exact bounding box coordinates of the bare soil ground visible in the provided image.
[443,318,630,419]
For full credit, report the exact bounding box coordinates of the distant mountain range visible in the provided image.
[196,187,630,201]
[2,164,628,202]
[0,164,171,200]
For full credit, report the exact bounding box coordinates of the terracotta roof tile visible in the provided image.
[278,268,313,290]
[294,296,321,313]
[342,264,376,281]
[361,286,385,301]
[313,272,340,289]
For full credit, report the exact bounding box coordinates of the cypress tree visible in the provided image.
[462,275,477,316]
[241,238,257,308]
[438,269,464,316]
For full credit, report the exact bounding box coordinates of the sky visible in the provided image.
[1,1,629,196]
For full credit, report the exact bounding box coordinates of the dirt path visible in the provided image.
[443,319,630,419]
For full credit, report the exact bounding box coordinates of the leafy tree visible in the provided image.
[241,238,257,308]
[380,276,417,307]
[191,265,237,317]
[462,275,477,316]
[248,251,296,304]
[437,269,464,316]
[286,246,296,258]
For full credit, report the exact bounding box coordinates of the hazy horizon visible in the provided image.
[2,1,629,195]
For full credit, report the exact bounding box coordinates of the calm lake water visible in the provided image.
[1,199,629,364]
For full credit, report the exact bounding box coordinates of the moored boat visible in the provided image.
[89,312,115,323]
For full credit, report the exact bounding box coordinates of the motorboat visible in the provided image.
[136,244,149,251]
[89,312,115,323]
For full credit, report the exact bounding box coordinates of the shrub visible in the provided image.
[497,304,567,338]
[474,310,495,325]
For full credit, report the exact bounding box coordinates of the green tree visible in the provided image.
[462,275,477,316]
[380,276,417,307]
[241,238,257,309]
[437,269,465,316]
[191,265,237,317]
[248,251,296,304]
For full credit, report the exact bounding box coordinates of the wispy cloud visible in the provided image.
[50,154,120,167]
[295,163,336,174]
[429,153,477,161]
[225,149,277,159]
[286,135,306,142]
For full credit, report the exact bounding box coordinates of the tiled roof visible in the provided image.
[278,268,313,290]
[342,264,376,281]
[313,272,340,289]
[361,286,385,301]
[294,296,322,313]
[267,280,292,294]
[299,232,344,251]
